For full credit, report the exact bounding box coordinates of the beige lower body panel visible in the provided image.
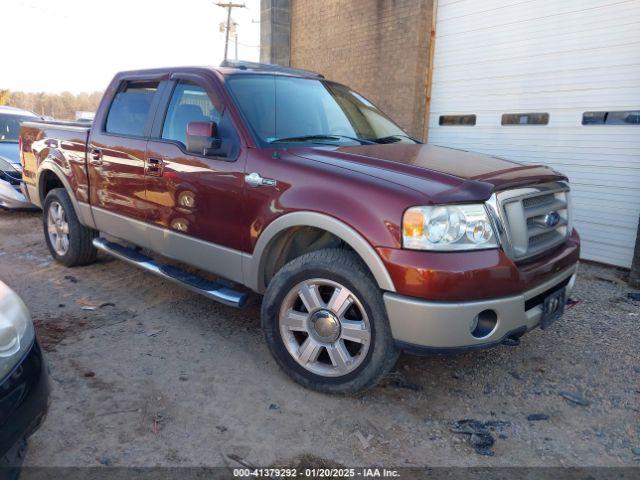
[384,264,578,349]
[146,226,243,285]
[91,207,244,285]
[24,183,41,208]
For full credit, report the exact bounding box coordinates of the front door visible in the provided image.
[144,76,248,282]
[88,79,162,243]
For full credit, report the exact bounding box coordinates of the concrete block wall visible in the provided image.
[261,0,292,66]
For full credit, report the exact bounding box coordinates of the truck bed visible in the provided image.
[20,120,92,207]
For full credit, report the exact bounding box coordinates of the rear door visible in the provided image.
[88,78,165,243]
[143,73,248,282]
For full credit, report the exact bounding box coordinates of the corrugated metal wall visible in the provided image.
[428,0,640,267]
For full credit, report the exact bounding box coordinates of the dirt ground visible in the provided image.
[1,208,639,468]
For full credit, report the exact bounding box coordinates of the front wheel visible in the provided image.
[261,248,399,394]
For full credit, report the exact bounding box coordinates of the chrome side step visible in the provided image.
[93,238,248,308]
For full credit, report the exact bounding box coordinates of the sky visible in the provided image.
[2,0,261,93]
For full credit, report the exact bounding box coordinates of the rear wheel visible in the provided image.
[43,188,97,266]
[262,248,399,394]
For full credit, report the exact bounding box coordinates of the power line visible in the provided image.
[236,42,260,49]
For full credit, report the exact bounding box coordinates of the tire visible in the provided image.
[42,188,97,267]
[262,248,399,394]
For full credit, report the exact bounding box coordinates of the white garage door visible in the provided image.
[427,0,640,267]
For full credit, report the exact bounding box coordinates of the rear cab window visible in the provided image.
[105,81,159,137]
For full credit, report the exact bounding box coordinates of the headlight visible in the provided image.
[402,204,499,251]
[0,282,35,380]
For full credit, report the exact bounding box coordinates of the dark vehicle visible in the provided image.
[0,281,49,475]
[0,106,39,209]
[20,61,579,393]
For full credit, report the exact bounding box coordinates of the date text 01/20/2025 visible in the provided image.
[233,468,400,477]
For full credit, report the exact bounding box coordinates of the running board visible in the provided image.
[92,238,248,308]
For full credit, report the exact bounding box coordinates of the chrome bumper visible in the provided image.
[0,180,36,209]
[384,263,578,351]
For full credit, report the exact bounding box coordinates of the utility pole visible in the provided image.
[216,2,245,62]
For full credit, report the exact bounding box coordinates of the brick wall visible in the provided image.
[290,0,433,138]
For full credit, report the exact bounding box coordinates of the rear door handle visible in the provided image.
[146,157,164,177]
[90,148,102,165]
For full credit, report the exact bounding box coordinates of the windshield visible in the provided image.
[0,114,36,143]
[226,75,417,146]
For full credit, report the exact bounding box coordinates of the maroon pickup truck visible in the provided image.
[20,61,579,393]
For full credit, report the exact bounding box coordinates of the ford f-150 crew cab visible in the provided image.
[20,61,580,393]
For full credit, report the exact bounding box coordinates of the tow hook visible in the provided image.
[502,335,521,347]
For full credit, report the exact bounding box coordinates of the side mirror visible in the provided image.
[186,121,223,156]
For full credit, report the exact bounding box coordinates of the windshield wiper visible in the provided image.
[269,134,376,145]
[369,134,422,144]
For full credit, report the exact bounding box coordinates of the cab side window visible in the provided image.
[106,81,159,137]
[162,82,221,148]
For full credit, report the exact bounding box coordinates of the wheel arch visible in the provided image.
[36,161,95,228]
[245,212,396,294]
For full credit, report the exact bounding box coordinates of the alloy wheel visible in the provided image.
[47,201,70,256]
[279,278,372,377]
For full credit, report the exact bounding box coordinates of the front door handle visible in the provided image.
[245,172,276,188]
[146,158,164,177]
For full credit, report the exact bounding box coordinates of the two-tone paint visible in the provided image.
[19,66,580,309]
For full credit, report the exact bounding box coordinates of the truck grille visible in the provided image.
[488,182,571,261]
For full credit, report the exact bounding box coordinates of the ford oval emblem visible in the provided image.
[544,211,561,228]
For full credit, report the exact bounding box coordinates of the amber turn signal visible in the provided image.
[403,210,425,238]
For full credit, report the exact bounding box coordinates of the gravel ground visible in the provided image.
[1,208,639,468]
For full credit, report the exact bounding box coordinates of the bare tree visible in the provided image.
[0,90,104,120]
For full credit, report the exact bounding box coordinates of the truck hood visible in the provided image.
[0,142,19,165]
[290,143,567,203]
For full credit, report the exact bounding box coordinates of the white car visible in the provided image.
[0,106,39,209]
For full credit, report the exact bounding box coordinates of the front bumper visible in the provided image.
[0,340,50,463]
[385,263,578,352]
[0,179,36,209]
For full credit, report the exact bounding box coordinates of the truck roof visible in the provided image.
[218,60,324,78]
[113,62,325,81]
